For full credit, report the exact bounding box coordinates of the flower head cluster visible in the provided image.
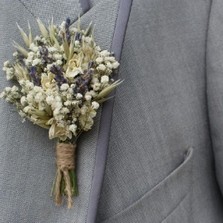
[1,18,121,141]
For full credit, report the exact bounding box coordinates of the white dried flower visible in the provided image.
[84,36,92,43]
[23,106,31,113]
[33,86,42,92]
[59,21,66,31]
[64,100,72,106]
[55,96,61,102]
[25,59,32,66]
[27,82,34,89]
[1,20,121,142]
[61,107,69,114]
[26,94,33,103]
[5,87,11,92]
[106,62,113,69]
[5,67,14,80]
[56,60,62,65]
[92,83,101,91]
[53,101,63,110]
[112,61,120,69]
[69,124,77,134]
[35,92,44,102]
[100,50,110,57]
[30,43,39,52]
[27,52,34,58]
[101,75,109,84]
[48,47,57,53]
[71,100,79,105]
[95,46,101,51]
[66,93,72,100]
[85,94,92,101]
[92,101,99,110]
[105,56,116,62]
[20,96,27,106]
[0,92,5,98]
[75,40,80,46]
[60,83,69,91]
[3,61,10,67]
[97,64,106,71]
[53,54,63,60]
[96,57,103,64]
[53,108,60,116]
[46,95,54,105]
[47,64,54,70]
[11,86,19,92]
[32,58,41,66]
[76,93,83,99]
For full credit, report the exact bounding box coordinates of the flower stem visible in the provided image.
[52,142,78,207]
[69,169,78,196]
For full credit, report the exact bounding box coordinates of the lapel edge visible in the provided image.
[85,0,133,222]
[79,0,91,14]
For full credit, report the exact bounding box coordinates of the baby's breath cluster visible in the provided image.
[1,18,121,141]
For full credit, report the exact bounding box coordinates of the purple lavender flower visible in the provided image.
[75,32,82,42]
[65,18,71,27]
[73,70,92,95]
[88,61,95,69]
[65,18,71,43]
[29,66,41,86]
[50,65,67,86]
[40,46,53,64]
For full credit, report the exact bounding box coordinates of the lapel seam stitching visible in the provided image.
[17,0,37,19]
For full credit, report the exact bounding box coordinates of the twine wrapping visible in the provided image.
[53,143,76,208]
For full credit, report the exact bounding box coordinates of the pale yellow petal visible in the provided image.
[37,18,49,38]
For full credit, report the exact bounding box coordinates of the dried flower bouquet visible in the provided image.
[0,18,121,208]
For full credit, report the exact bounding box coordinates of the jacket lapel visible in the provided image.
[0,0,132,223]
[83,1,133,222]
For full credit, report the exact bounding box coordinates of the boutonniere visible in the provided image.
[0,18,121,208]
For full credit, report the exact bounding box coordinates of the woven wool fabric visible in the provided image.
[2,0,223,222]
[96,0,223,222]
[17,0,82,24]
[0,0,119,222]
[207,0,223,201]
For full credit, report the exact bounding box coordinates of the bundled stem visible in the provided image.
[51,142,78,208]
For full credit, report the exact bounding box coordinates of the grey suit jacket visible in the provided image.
[1,0,223,222]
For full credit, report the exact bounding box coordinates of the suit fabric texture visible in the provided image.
[1,0,223,223]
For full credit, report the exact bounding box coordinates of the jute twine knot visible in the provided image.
[56,143,75,170]
[54,143,76,209]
